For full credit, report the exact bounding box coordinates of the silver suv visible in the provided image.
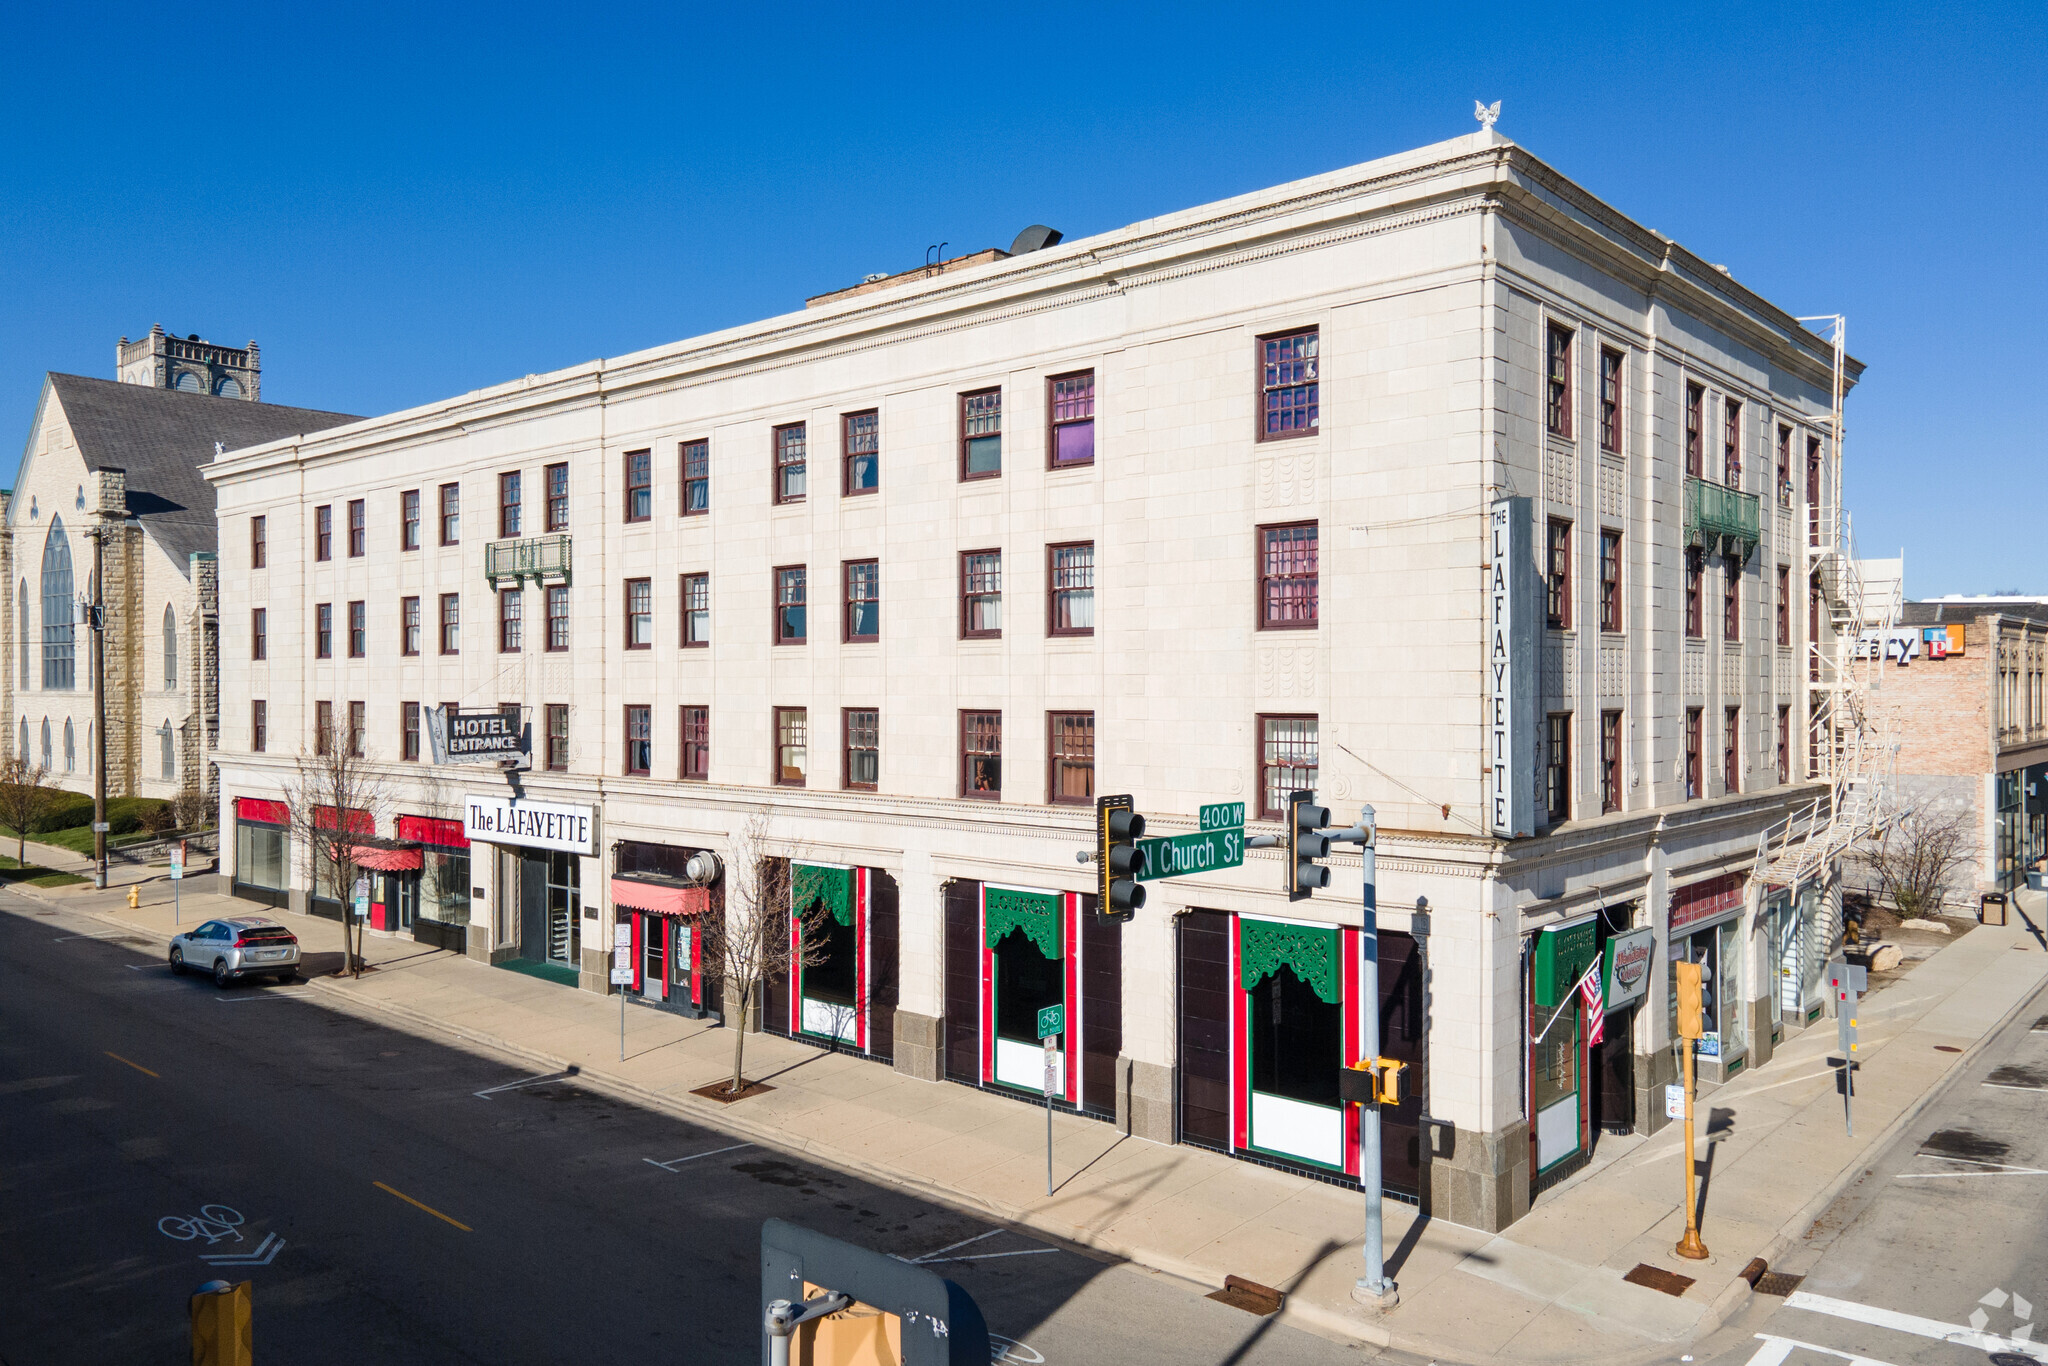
[169,917,302,988]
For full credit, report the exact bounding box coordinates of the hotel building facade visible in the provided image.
[206,130,1860,1231]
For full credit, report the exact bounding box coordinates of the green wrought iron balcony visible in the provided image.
[1685,477,1760,557]
[484,533,572,585]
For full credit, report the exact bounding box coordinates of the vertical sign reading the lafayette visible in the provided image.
[1488,496,1538,838]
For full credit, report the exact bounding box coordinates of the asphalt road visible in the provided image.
[1698,976,2048,1366]
[0,895,1376,1366]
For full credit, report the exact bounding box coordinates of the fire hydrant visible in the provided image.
[128,885,140,910]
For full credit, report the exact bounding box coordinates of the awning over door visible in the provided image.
[611,874,707,916]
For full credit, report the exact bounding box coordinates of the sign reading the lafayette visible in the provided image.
[428,707,529,767]
[463,794,595,855]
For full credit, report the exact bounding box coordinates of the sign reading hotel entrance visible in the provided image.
[427,706,530,767]
[462,794,595,856]
[1135,828,1245,881]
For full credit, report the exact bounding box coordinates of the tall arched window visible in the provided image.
[161,721,176,779]
[63,718,75,773]
[16,579,26,688]
[40,519,74,690]
[40,718,52,768]
[16,717,26,762]
[163,603,178,690]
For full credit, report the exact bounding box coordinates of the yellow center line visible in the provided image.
[373,1181,472,1232]
[104,1051,158,1078]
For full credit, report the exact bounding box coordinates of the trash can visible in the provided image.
[1981,892,2008,926]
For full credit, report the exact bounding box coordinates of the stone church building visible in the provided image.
[2,333,356,805]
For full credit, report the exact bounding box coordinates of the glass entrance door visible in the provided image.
[544,850,580,967]
[390,873,417,932]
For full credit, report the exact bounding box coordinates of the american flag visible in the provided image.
[1576,959,1606,1048]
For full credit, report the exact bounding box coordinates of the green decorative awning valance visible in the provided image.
[1240,918,1340,1004]
[794,863,854,926]
[985,887,1061,959]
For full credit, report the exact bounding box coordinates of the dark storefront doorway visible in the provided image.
[517,849,581,979]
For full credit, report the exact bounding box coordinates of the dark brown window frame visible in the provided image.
[545,462,570,532]
[842,410,879,496]
[1776,704,1791,786]
[1723,706,1741,795]
[401,489,421,551]
[250,515,267,569]
[842,706,879,791]
[1684,707,1703,800]
[774,705,808,787]
[314,602,333,659]
[1722,555,1740,644]
[1599,710,1622,815]
[438,592,460,656]
[1723,397,1743,487]
[402,701,421,761]
[1775,425,1793,509]
[1684,383,1705,478]
[1256,713,1318,820]
[774,565,807,645]
[1545,323,1574,438]
[251,608,268,661]
[499,588,523,653]
[959,550,1002,640]
[624,703,652,776]
[545,585,570,652]
[1047,369,1096,468]
[314,504,333,562]
[1047,709,1095,805]
[958,709,1002,800]
[314,700,333,757]
[680,440,709,516]
[347,499,366,558]
[1776,564,1791,647]
[680,572,709,648]
[1545,712,1571,824]
[1256,327,1319,444]
[1257,521,1319,630]
[1598,529,1623,633]
[1545,518,1572,630]
[251,698,268,753]
[624,449,653,523]
[438,482,460,547]
[624,577,653,650]
[546,703,570,771]
[400,595,421,657]
[1598,347,1624,454]
[1684,550,1705,639]
[680,704,710,780]
[498,471,522,539]
[843,559,879,643]
[959,388,1002,481]
[1047,541,1095,637]
[347,700,366,759]
[347,600,366,659]
[774,423,808,504]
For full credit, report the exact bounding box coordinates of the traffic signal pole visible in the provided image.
[1350,806,1395,1307]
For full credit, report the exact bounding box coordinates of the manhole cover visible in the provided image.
[1623,1264,1695,1297]
[1754,1272,1805,1296]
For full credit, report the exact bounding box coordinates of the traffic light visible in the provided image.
[1285,790,1331,901]
[1674,960,1704,1040]
[1096,794,1146,924]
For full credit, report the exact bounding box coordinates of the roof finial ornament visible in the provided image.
[1475,99,1501,132]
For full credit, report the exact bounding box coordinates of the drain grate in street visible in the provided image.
[1207,1275,1284,1316]
[1753,1272,1805,1296]
[1622,1264,1695,1297]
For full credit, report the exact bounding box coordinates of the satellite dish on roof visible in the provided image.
[1009,225,1063,255]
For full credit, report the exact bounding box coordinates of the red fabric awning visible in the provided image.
[346,843,423,872]
[398,815,469,849]
[610,877,707,916]
[315,805,375,835]
[236,797,289,826]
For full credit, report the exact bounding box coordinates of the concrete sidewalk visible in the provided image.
[22,873,2048,1364]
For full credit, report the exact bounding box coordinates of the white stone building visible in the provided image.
[3,345,355,807]
[205,130,1861,1230]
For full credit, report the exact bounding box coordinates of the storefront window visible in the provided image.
[805,913,857,1010]
[235,819,287,892]
[993,924,1061,1049]
[422,847,471,924]
[1249,966,1340,1108]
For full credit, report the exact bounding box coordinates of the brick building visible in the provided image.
[1872,597,2048,895]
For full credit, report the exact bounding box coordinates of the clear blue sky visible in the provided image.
[3,2,2041,594]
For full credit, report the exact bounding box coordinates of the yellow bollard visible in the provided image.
[129,884,141,910]
[189,1279,252,1365]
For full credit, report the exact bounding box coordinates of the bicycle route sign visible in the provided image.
[1036,1004,1064,1040]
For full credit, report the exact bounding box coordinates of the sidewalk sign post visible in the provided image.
[1674,960,1709,1260]
[170,840,185,924]
[611,924,634,1060]
[1827,959,1867,1137]
[1039,1003,1064,1196]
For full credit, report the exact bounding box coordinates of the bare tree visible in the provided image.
[698,810,830,1097]
[1867,806,1975,919]
[0,756,56,872]
[280,718,390,978]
